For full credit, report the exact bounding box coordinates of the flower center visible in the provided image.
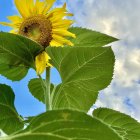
[19,15,52,47]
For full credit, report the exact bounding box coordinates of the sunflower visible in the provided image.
[0,0,75,75]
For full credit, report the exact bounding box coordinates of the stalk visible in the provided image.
[39,67,51,111]
[45,67,51,111]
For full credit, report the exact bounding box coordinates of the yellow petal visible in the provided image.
[34,0,44,14]
[47,3,73,20]
[42,0,56,14]
[52,29,76,38]
[50,39,63,47]
[51,20,74,29]
[35,51,51,75]
[0,22,19,28]
[52,34,74,46]
[14,0,29,18]
[47,3,66,17]
[14,0,36,17]
[27,0,34,15]
[7,15,23,23]
[48,13,67,22]
[63,2,66,9]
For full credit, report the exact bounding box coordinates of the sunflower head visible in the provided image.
[0,0,76,47]
[19,15,52,46]
[0,0,76,75]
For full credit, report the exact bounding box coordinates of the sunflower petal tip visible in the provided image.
[63,3,67,9]
[67,13,74,17]
[73,34,76,38]
[69,42,74,46]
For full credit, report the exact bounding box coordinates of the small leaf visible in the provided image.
[28,78,54,103]
[3,110,122,140]
[68,27,118,47]
[0,84,24,134]
[93,108,140,140]
[46,47,115,112]
[0,32,42,81]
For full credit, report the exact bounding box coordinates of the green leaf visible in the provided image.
[28,78,54,103]
[46,47,115,112]
[0,32,42,80]
[0,84,24,135]
[68,27,118,47]
[0,63,28,81]
[93,108,140,140]
[2,110,122,140]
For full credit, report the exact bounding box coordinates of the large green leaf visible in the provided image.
[93,108,140,140]
[1,110,121,140]
[46,47,115,112]
[68,27,118,47]
[0,32,42,81]
[28,78,54,103]
[0,84,24,135]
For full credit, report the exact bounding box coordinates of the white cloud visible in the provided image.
[115,48,140,87]
[67,0,140,120]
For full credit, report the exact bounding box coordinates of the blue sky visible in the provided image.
[0,0,140,120]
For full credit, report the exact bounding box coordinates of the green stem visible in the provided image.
[45,67,51,111]
[38,67,51,111]
[50,85,57,108]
